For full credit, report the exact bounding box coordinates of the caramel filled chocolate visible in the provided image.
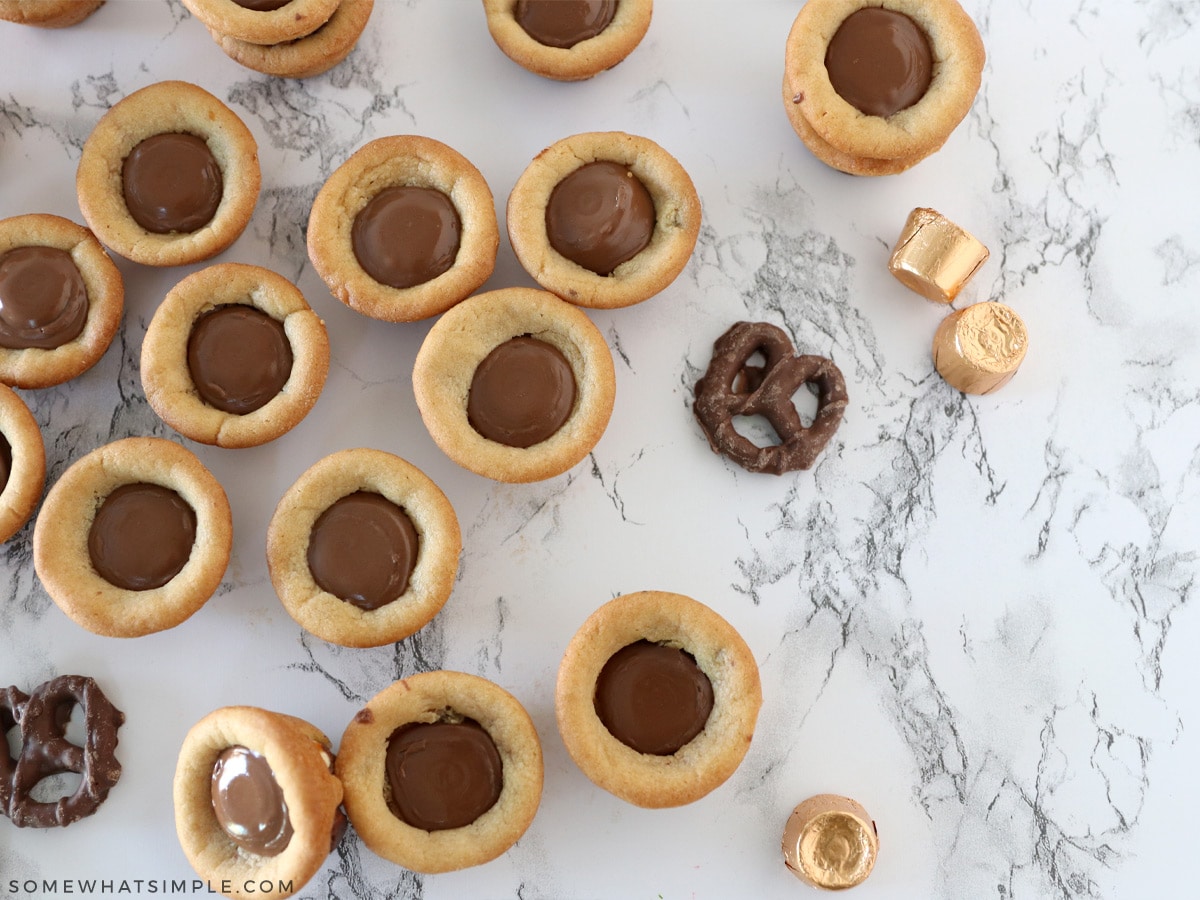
[233,0,292,10]
[467,336,576,448]
[122,132,223,234]
[351,186,461,289]
[824,8,933,117]
[0,246,89,350]
[307,491,419,611]
[87,482,196,590]
[0,432,11,494]
[594,640,714,755]
[385,720,503,832]
[545,161,655,276]
[186,304,293,415]
[211,745,294,857]
[515,0,617,49]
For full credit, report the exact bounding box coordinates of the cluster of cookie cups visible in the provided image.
[182,0,375,79]
[782,0,985,175]
[174,590,760,895]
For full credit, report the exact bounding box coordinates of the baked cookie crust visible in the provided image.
[556,590,762,808]
[412,287,616,483]
[307,135,498,322]
[482,0,653,82]
[141,263,330,449]
[0,384,45,543]
[0,214,124,389]
[76,80,261,268]
[207,0,374,79]
[32,436,232,638]
[783,0,984,166]
[182,0,339,45]
[266,448,461,648]
[507,131,700,309]
[174,706,344,900]
[336,671,543,874]
[0,0,103,28]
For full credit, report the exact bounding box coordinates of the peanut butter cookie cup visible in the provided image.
[412,286,615,483]
[266,448,461,648]
[0,214,124,389]
[783,0,984,174]
[141,263,330,449]
[307,135,498,322]
[174,706,345,900]
[337,671,543,874]
[76,80,261,267]
[182,0,339,45]
[0,384,45,543]
[32,437,232,638]
[0,0,103,28]
[482,0,652,82]
[556,590,762,808]
[206,0,374,79]
[507,131,700,308]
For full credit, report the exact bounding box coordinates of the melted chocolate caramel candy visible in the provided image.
[384,720,504,831]
[307,491,419,611]
[824,8,933,117]
[0,433,10,494]
[593,640,714,756]
[186,305,293,415]
[0,246,89,350]
[515,0,617,49]
[87,483,197,590]
[233,0,293,9]
[211,746,294,857]
[545,161,655,275]
[467,336,576,448]
[351,186,462,289]
[121,133,224,234]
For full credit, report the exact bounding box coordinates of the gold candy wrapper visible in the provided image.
[889,207,989,303]
[782,794,878,890]
[933,301,1028,395]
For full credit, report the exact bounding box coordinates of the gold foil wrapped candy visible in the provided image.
[889,207,989,304]
[782,794,878,890]
[933,301,1028,395]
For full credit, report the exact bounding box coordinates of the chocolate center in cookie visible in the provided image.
[87,482,197,590]
[824,8,933,118]
[0,246,89,350]
[232,0,293,10]
[306,491,419,611]
[186,305,293,415]
[467,336,576,448]
[515,0,617,49]
[122,132,224,234]
[594,640,714,755]
[545,161,655,276]
[211,745,294,857]
[351,186,462,289]
[384,720,503,831]
[0,432,11,494]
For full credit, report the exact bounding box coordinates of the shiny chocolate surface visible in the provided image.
[186,304,293,415]
[87,482,196,590]
[594,640,714,755]
[307,491,419,611]
[467,336,576,448]
[824,8,933,117]
[515,0,617,49]
[121,132,223,234]
[545,161,655,276]
[351,186,461,289]
[0,246,89,350]
[385,720,503,831]
[211,745,293,857]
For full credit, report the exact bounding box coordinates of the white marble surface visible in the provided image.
[2,0,1199,897]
